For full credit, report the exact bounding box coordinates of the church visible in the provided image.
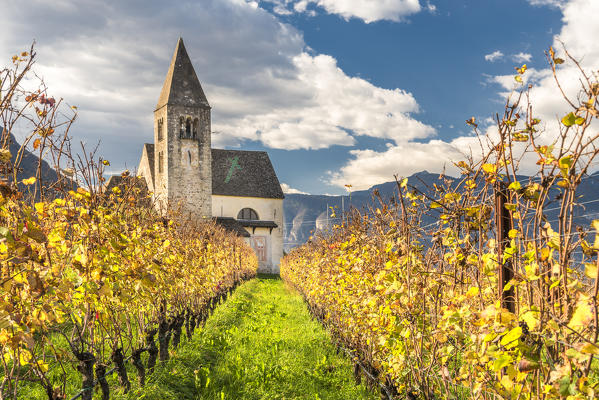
[136,38,285,274]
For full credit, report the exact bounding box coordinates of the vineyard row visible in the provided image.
[282,53,599,399]
[0,181,258,400]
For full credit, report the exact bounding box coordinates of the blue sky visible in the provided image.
[1,0,596,195]
[259,0,563,193]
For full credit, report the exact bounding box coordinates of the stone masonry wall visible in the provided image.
[136,147,154,194]
[212,195,284,273]
[157,104,212,220]
[153,106,168,214]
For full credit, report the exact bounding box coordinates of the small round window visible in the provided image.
[238,208,259,220]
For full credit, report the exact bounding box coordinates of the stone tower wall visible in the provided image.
[153,106,168,214]
[153,104,212,219]
[137,146,155,194]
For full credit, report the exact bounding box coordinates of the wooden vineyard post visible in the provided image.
[495,182,516,313]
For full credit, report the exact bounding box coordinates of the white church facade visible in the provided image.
[136,38,284,273]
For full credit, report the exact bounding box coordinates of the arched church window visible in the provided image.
[192,118,199,140]
[179,117,185,139]
[157,118,164,141]
[185,117,192,138]
[188,150,192,165]
[237,208,259,220]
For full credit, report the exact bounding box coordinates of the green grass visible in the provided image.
[20,276,375,399]
[110,275,376,400]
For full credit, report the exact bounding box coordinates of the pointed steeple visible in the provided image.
[156,38,210,110]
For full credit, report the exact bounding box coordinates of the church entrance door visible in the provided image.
[250,236,267,262]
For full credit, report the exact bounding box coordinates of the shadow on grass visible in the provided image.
[257,273,281,280]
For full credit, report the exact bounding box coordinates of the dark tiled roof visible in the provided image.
[144,143,155,184]
[104,175,149,195]
[238,220,278,228]
[211,149,284,199]
[214,217,250,237]
[104,175,120,189]
[156,38,210,110]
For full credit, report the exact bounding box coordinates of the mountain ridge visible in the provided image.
[282,170,599,251]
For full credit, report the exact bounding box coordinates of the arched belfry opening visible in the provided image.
[192,118,199,140]
[179,117,185,139]
[185,117,192,138]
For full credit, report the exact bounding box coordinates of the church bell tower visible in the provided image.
[153,38,212,220]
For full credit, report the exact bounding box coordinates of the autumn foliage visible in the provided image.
[282,50,599,399]
[0,46,258,399]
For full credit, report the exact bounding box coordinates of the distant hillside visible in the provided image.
[1,132,65,195]
[283,171,448,251]
[9,135,60,182]
[283,171,599,251]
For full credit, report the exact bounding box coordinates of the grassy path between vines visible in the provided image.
[117,275,376,400]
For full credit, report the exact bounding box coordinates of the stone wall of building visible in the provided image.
[153,104,212,219]
[212,194,284,273]
[153,106,168,214]
[137,146,155,194]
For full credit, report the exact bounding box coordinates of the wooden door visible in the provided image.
[250,236,267,262]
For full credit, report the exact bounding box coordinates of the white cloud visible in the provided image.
[512,52,532,62]
[329,141,463,189]
[260,0,294,15]
[263,0,422,23]
[289,53,432,145]
[527,0,566,8]
[217,52,434,150]
[490,67,552,94]
[518,0,599,154]
[492,0,599,136]
[332,0,599,190]
[485,50,504,62]
[281,183,309,194]
[0,0,433,170]
[6,0,594,193]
